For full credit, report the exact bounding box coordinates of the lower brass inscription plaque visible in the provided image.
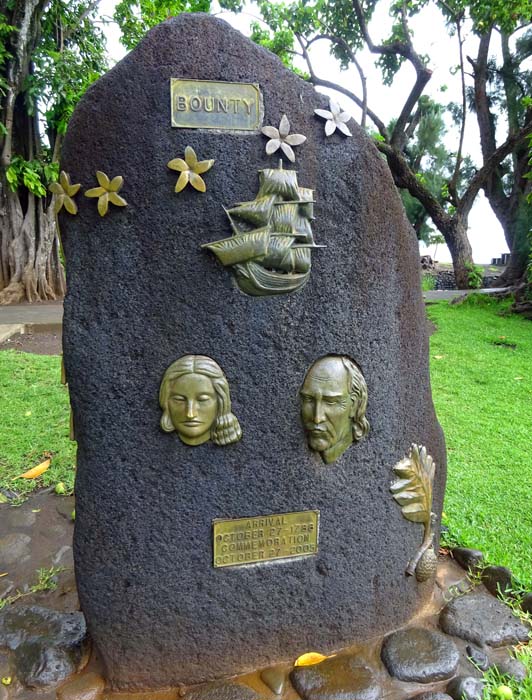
[213,510,319,568]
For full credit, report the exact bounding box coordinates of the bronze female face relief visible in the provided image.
[159,355,242,447]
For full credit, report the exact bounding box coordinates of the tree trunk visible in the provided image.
[493,195,532,287]
[0,174,65,304]
[0,0,65,304]
[443,218,474,289]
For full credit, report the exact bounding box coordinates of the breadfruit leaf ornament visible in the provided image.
[391,444,437,581]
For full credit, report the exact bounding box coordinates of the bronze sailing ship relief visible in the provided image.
[201,161,324,296]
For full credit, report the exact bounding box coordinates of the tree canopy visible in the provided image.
[218,0,532,288]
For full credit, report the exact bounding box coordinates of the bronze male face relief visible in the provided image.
[300,356,369,464]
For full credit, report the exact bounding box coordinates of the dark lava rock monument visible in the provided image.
[60,12,446,690]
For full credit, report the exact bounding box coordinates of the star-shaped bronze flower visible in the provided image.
[261,114,306,163]
[85,171,127,217]
[49,171,81,215]
[167,146,214,193]
[314,99,352,137]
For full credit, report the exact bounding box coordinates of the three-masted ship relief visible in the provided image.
[201,162,324,296]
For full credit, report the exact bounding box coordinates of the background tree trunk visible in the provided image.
[0,0,66,304]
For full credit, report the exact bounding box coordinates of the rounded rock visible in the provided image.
[465,644,489,671]
[446,676,484,700]
[409,693,454,700]
[481,566,514,599]
[493,656,527,682]
[183,683,263,700]
[520,592,532,615]
[451,548,483,572]
[0,533,31,566]
[439,591,530,647]
[381,627,459,683]
[290,654,382,700]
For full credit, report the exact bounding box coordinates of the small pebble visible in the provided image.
[466,644,489,671]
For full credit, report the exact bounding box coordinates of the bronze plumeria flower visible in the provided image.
[49,171,81,215]
[261,114,306,163]
[85,171,127,217]
[314,99,352,137]
[167,146,214,193]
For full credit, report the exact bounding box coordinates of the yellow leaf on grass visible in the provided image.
[12,459,51,480]
[294,652,329,667]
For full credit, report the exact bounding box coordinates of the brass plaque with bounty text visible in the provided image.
[213,510,319,568]
[171,79,262,130]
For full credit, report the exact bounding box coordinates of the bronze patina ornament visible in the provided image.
[49,171,81,215]
[167,146,214,193]
[300,356,370,464]
[159,355,241,447]
[261,114,306,163]
[201,161,324,296]
[391,444,437,582]
[85,171,127,217]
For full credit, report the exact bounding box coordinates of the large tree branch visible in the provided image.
[377,141,452,233]
[459,119,532,218]
[448,15,467,203]
[296,34,388,139]
[468,31,496,161]
[306,32,369,129]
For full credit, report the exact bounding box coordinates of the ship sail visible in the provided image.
[201,163,324,296]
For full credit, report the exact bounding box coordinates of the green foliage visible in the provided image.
[464,262,485,289]
[114,0,212,50]
[0,351,76,496]
[33,1,108,139]
[249,22,299,71]
[0,12,17,98]
[0,566,64,611]
[5,156,58,197]
[421,274,436,291]
[480,647,532,699]
[428,300,532,588]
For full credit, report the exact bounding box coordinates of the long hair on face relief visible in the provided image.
[159,355,242,445]
[340,356,370,442]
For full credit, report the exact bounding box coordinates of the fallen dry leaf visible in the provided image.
[12,458,51,480]
[294,652,330,667]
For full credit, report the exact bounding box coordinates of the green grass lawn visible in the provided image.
[0,352,76,496]
[0,297,531,588]
[428,296,532,588]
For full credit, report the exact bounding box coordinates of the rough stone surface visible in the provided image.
[0,606,88,688]
[290,655,382,700]
[409,694,453,700]
[0,533,31,565]
[465,644,489,671]
[380,628,459,683]
[481,566,514,598]
[183,683,263,700]
[451,548,483,572]
[61,12,446,689]
[446,676,484,700]
[521,592,532,615]
[13,641,77,688]
[56,672,107,700]
[494,656,528,681]
[6,510,37,529]
[439,592,530,647]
